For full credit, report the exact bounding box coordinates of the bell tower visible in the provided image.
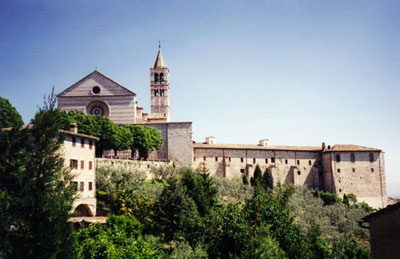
[150,45,170,122]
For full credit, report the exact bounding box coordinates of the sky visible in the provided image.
[1,1,399,194]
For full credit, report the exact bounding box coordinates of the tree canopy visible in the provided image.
[0,97,24,129]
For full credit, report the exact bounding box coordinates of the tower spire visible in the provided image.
[153,46,167,68]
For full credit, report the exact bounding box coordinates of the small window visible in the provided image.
[215,157,218,162]
[335,154,341,162]
[350,154,355,162]
[240,169,245,173]
[92,86,101,94]
[154,89,159,96]
[352,168,355,173]
[203,156,206,161]
[154,73,159,83]
[229,157,231,162]
[81,138,85,148]
[89,140,93,149]
[194,157,196,161]
[253,158,256,164]
[369,153,374,162]
[297,171,301,175]
[160,89,165,96]
[160,73,164,83]
[80,160,84,169]
[89,182,93,191]
[241,157,244,163]
[337,168,340,173]
[72,137,76,147]
[297,160,300,165]
[89,161,93,170]
[285,159,288,164]
[271,157,275,163]
[371,168,374,173]
[80,182,84,192]
[309,160,312,166]
[70,159,78,169]
[265,158,268,163]
[339,188,342,192]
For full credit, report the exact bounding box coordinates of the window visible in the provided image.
[350,154,355,162]
[71,181,78,191]
[89,140,93,149]
[285,159,288,164]
[81,138,85,148]
[352,168,355,173]
[309,160,312,166]
[80,160,84,169]
[160,73,164,83]
[369,153,374,162]
[70,159,78,169]
[154,73,159,83]
[241,157,244,163]
[371,168,374,173]
[335,154,341,162]
[253,158,256,164]
[215,157,218,162]
[80,182,84,192]
[92,86,101,94]
[240,169,245,173]
[72,137,76,147]
[194,157,196,161]
[271,157,275,163]
[229,157,231,162]
[154,89,159,96]
[297,160,300,165]
[160,89,165,96]
[265,158,268,163]
[89,182,93,191]
[297,171,301,175]
[339,188,342,192]
[337,168,340,173]
[203,156,206,161]
[89,161,93,170]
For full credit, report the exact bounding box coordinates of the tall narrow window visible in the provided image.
[253,158,256,164]
[335,154,341,162]
[154,89,159,96]
[203,156,206,161]
[72,137,76,147]
[81,138,85,148]
[89,140,93,149]
[154,73,159,83]
[80,160,84,169]
[80,182,84,192]
[160,73,164,83]
[297,160,300,165]
[265,158,268,163]
[160,89,165,96]
[215,157,218,162]
[271,157,275,163]
[89,161,93,170]
[241,157,244,163]
[350,154,355,162]
[70,159,78,169]
[89,182,93,191]
[369,153,374,162]
[71,181,78,191]
[285,159,288,164]
[309,160,312,165]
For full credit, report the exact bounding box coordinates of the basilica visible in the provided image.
[57,48,387,209]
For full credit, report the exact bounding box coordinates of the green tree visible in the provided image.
[0,108,77,258]
[0,97,24,129]
[125,125,163,159]
[242,174,249,185]
[250,165,263,188]
[262,168,274,192]
[110,125,133,156]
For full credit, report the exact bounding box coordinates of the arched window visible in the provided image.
[154,73,159,84]
[335,154,341,162]
[160,73,164,83]
[350,154,355,162]
[369,153,374,162]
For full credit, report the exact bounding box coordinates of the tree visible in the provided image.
[0,107,77,258]
[250,165,262,187]
[242,174,249,185]
[263,168,274,192]
[125,125,163,159]
[0,97,24,129]
[110,125,133,157]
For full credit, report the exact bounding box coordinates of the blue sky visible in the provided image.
[1,1,400,193]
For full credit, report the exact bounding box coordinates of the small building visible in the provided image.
[60,123,99,216]
[361,202,400,259]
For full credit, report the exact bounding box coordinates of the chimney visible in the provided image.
[259,139,269,146]
[70,123,78,133]
[205,136,215,144]
[322,142,326,150]
[327,145,331,150]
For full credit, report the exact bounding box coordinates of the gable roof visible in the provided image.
[363,202,400,222]
[323,144,381,152]
[57,70,136,97]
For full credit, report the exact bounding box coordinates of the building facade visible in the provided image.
[56,48,388,209]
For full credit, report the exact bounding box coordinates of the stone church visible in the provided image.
[57,48,387,209]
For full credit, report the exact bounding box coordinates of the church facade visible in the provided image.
[57,48,387,208]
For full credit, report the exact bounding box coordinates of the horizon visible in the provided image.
[1,1,399,191]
